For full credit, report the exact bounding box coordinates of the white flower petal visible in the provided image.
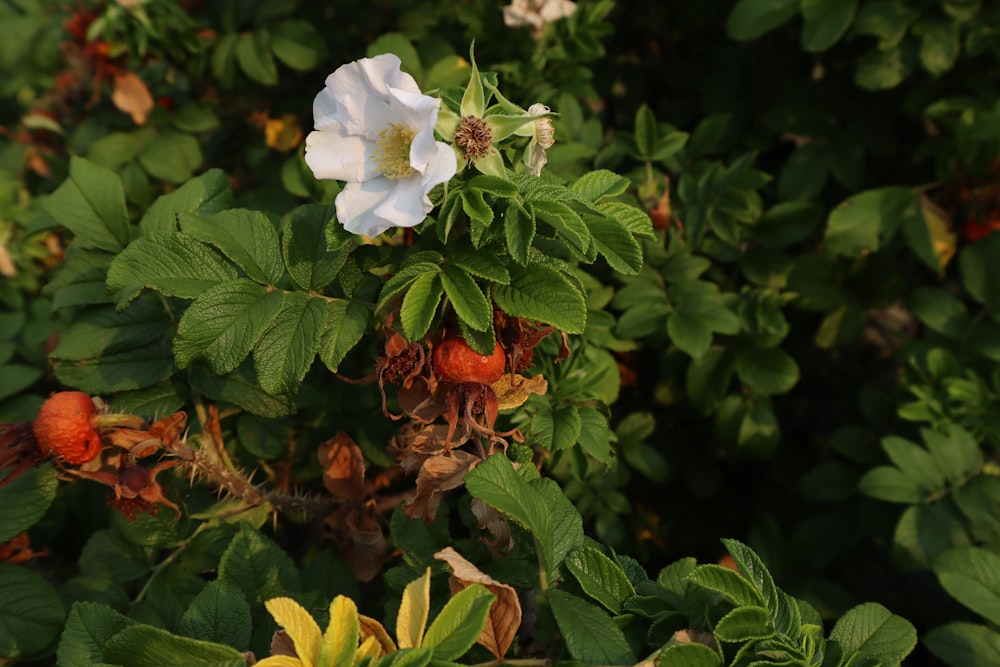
[374,176,433,229]
[539,0,576,22]
[421,143,458,191]
[304,128,378,183]
[336,178,396,237]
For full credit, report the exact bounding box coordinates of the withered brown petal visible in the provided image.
[318,432,366,502]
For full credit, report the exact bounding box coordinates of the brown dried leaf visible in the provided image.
[471,497,514,556]
[112,72,154,125]
[434,547,522,661]
[359,615,397,656]
[318,432,366,501]
[269,630,298,658]
[403,450,479,521]
[491,373,548,411]
[264,113,303,152]
[343,508,387,583]
[397,376,447,422]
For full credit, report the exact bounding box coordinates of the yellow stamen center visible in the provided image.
[372,123,416,179]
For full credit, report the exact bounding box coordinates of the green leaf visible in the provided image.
[179,581,252,651]
[282,204,351,291]
[0,464,58,543]
[468,175,519,198]
[42,156,129,252]
[400,272,444,342]
[52,343,176,394]
[576,407,611,464]
[441,264,491,332]
[924,622,1000,667]
[909,287,968,337]
[960,233,1000,310]
[655,642,722,667]
[570,170,631,203]
[503,204,534,264]
[173,280,284,374]
[566,547,636,614]
[719,539,781,620]
[726,0,799,40]
[492,264,587,334]
[318,300,369,372]
[855,48,909,90]
[0,562,65,660]
[922,426,982,486]
[235,30,278,85]
[253,292,326,395]
[140,169,233,235]
[533,478,584,576]
[686,564,766,608]
[422,584,495,661]
[190,367,294,418]
[881,435,946,495]
[587,214,644,274]
[599,201,656,240]
[45,248,114,311]
[858,466,923,504]
[182,209,283,286]
[829,602,917,666]
[713,605,774,642]
[933,547,1000,625]
[102,625,244,666]
[57,602,135,666]
[801,0,858,52]
[634,104,658,158]
[0,365,40,402]
[448,248,510,284]
[462,189,493,227]
[735,347,799,395]
[106,231,238,307]
[52,300,170,361]
[137,131,202,184]
[916,19,960,76]
[217,523,300,606]
[270,19,326,71]
[547,590,635,665]
[823,187,916,256]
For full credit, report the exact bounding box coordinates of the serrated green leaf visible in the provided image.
[52,344,175,394]
[655,642,722,667]
[137,131,202,184]
[735,347,799,395]
[532,200,590,252]
[0,562,65,660]
[182,209,283,286]
[42,157,129,253]
[829,602,917,666]
[576,407,611,463]
[173,280,284,374]
[179,581,252,651]
[52,300,170,361]
[547,590,634,665]
[140,169,232,235]
[190,367,294,418]
[441,264,491,332]
[400,273,444,342]
[379,262,443,312]
[319,300,369,371]
[823,187,916,256]
[462,189,494,227]
[533,478,584,577]
[282,204,352,291]
[57,602,136,667]
[423,584,494,661]
[102,624,244,665]
[881,435,946,495]
[599,201,656,239]
[566,547,636,614]
[504,204,534,264]
[218,523,300,606]
[587,214,643,274]
[719,539,781,620]
[571,170,631,203]
[468,175,518,198]
[253,292,326,395]
[934,547,1000,625]
[713,605,774,642]
[492,264,586,334]
[687,564,766,608]
[0,464,58,543]
[44,248,114,311]
[449,248,510,284]
[106,231,238,307]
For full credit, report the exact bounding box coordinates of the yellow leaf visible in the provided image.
[356,636,381,664]
[359,614,397,655]
[396,567,432,648]
[491,373,548,410]
[256,657,307,667]
[920,193,956,269]
[265,113,304,152]
[264,597,322,667]
[318,596,360,667]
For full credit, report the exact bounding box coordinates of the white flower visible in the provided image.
[524,103,555,176]
[503,0,577,36]
[305,54,456,238]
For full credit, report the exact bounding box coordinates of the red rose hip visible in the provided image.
[433,338,506,385]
